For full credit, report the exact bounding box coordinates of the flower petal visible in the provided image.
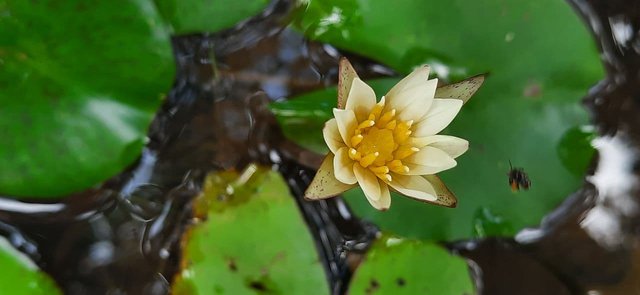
[346,78,377,122]
[423,175,458,208]
[334,147,357,184]
[353,164,381,201]
[371,183,391,211]
[323,119,344,154]
[389,78,438,122]
[305,154,356,200]
[435,74,485,104]
[333,108,357,146]
[386,65,430,100]
[387,174,437,201]
[413,99,463,137]
[411,135,469,158]
[403,146,457,175]
[337,57,359,109]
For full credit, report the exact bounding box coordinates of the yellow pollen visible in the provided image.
[349,98,418,176]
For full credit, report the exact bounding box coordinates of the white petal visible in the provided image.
[334,147,357,184]
[434,75,485,104]
[371,183,391,211]
[346,78,377,122]
[333,108,357,146]
[337,57,359,109]
[403,146,457,175]
[386,65,430,99]
[305,154,356,200]
[387,174,437,201]
[411,135,469,158]
[323,119,345,154]
[413,99,463,137]
[389,79,437,122]
[353,164,381,201]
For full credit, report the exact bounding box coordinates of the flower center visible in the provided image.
[347,97,420,182]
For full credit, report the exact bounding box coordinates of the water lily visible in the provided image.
[304,58,484,210]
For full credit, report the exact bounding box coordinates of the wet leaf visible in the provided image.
[0,1,174,197]
[281,0,603,240]
[173,165,330,294]
[0,237,61,294]
[154,0,270,34]
[472,207,515,238]
[557,126,596,177]
[349,235,475,294]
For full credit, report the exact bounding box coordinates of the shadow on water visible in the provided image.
[1,0,640,294]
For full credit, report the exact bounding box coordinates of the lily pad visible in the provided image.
[172,165,330,294]
[349,235,475,294]
[153,0,270,34]
[0,1,175,197]
[0,236,62,294]
[0,0,272,198]
[276,0,604,240]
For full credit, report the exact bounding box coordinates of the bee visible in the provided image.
[507,161,531,192]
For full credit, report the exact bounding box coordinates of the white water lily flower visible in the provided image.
[304,58,485,210]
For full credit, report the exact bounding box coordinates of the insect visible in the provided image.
[507,161,531,192]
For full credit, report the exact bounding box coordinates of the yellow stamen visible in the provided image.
[376,173,392,182]
[377,109,396,127]
[370,100,385,120]
[349,148,361,161]
[369,166,390,174]
[394,146,419,160]
[394,121,412,143]
[359,152,379,167]
[358,120,375,129]
[351,134,364,147]
[384,120,397,130]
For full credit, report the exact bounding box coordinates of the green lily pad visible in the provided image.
[349,235,475,294]
[153,0,270,34]
[0,236,62,294]
[0,1,175,197]
[275,0,603,240]
[172,165,330,294]
[0,0,272,198]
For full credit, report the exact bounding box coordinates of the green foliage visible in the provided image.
[154,0,270,34]
[0,0,268,198]
[349,235,475,294]
[173,165,330,295]
[0,237,61,295]
[557,126,596,177]
[276,0,603,240]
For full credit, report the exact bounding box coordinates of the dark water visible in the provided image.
[1,0,639,294]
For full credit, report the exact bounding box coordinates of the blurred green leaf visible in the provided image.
[173,165,330,295]
[0,0,174,197]
[472,207,514,238]
[557,126,596,177]
[279,0,603,240]
[0,237,61,294]
[154,0,270,34]
[348,235,475,294]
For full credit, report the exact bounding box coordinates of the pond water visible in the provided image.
[2,0,640,294]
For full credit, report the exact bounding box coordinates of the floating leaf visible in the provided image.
[0,237,61,294]
[173,165,330,294]
[349,235,475,294]
[0,1,174,197]
[154,0,270,34]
